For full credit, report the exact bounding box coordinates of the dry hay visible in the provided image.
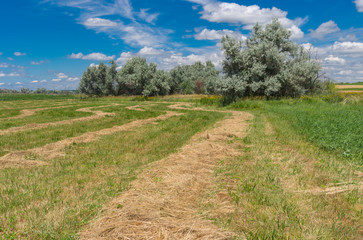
[0,111,182,169]
[125,105,152,112]
[80,107,253,240]
[2,104,79,120]
[335,85,363,89]
[294,182,363,195]
[0,104,119,135]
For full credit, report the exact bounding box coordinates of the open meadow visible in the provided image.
[0,94,362,239]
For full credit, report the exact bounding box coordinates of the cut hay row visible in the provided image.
[0,104,120,135]
[1,103,81,120]
[80,107,252,239]
[335,85,363,89]
[0,110,181,169]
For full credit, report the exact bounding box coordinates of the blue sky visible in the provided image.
[1,0,363,90]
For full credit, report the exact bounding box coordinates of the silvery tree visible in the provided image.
[116,57,170,96]
[218,19,322,100]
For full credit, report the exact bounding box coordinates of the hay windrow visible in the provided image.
[80,106,253,240]
[0,111,182,169]
[0,104,119,135]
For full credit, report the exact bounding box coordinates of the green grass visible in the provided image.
[336,82,363,85]
[336,88,363,91]
[200,111,362,239]
[265,101,363,163]
[0,98,225,239]
[0,94,80,101]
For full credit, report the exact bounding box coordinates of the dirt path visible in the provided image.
[0,111,182,169]
[0,105,118,135]
[80,104,252,240]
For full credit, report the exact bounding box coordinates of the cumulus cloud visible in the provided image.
[303,41,363,82]
[40,80,47,83]
[324,55,346,64]
[14,52,26,56]
[67,77,80,82]
[339,34,358,42]
[195,28,247,41]
[0,52,3,56]
[0,63,9,68]
[0,72,21,77]
[138,46,164,56]
[0,83,4,86]
[355,0,363,12]
[187,0,304,39]
[15,82,22,85]
[310,20,340,40]
[31,80,39,83]
[83,18,118,27]
[51,78,62,82]
[31,60,46,65]
[116,52,133,65]
[57,73,68,79]
[69,52,115,61]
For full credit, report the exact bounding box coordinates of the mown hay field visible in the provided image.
[0,95,362,239]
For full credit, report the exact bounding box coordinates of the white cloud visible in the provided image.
[40,80,47,83]
[0,72,5,77]
[324,55,346,64]
[138,9,159,24]
[57,73,68,79]
[7,57,13,61]
[330,41,363,56]
[339,34,358,42]
[0,52,2,56]
[14,52,26,56]
[138,47,164,56]
[195,28,247,41]
[15,82,22,85]
[51,78,62,82]
[355,0,363,12]
[188,0,304,39]
[48,0,169,47]
[310,20,340,40]
[31,80,39,83]
[338,70,353,75]
[83,18,118,27]
[0,83,4,86]
[0,63,8,68]
[116,52,133,65]
[7,73,20,77]
[69,52,115,61]
[67,77,80,82]
[31,60,46,65]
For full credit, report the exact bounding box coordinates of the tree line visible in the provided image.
[79,20,323,100]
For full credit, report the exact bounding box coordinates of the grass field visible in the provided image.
[0,95,362,239]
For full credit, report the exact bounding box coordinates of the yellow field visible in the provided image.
[336,85,363,89]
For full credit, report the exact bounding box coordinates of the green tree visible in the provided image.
[219,19,322,100]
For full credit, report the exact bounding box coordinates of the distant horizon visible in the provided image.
[1,0,363,90]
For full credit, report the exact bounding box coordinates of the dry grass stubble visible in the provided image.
[80,108,253,239]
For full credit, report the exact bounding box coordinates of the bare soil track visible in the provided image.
[80,104,253,240]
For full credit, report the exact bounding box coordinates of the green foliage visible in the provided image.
[169,61,219,94]
[219,19,322,100]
